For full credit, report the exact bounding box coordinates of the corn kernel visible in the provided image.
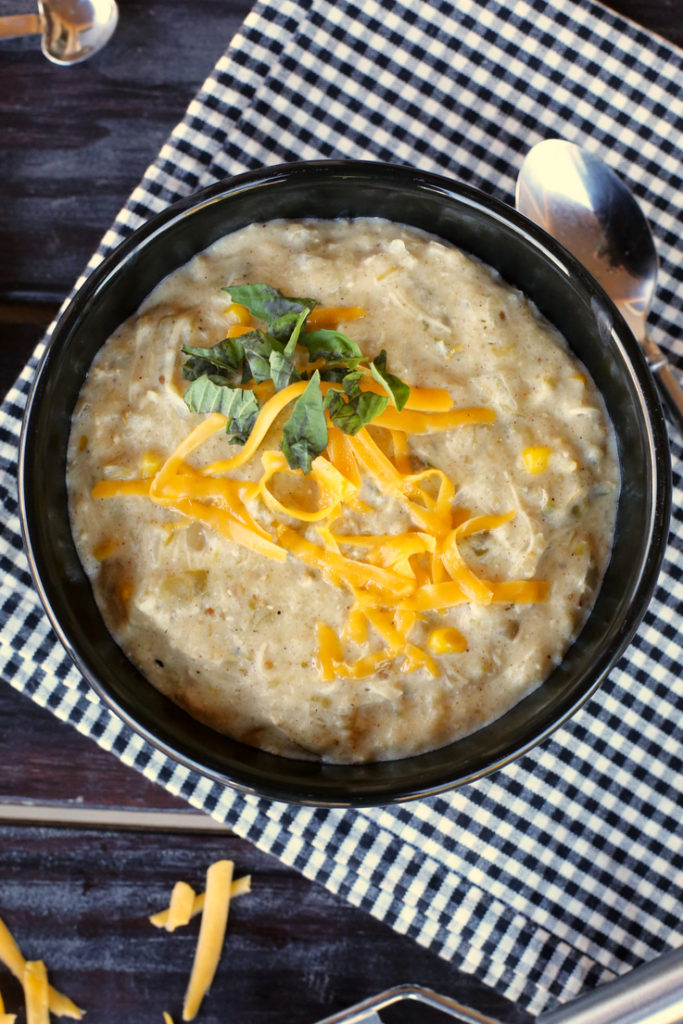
[522,445,552,474]
[428,627,467,655]
[93,539,118,561]
[223,301,252,324]
[226,323,254,338]
[140,451,164,478]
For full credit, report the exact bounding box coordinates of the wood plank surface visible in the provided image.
[0,0,680,304]
[0,2,679,1022]
[0,678,186,810]
[0,683,534,1024]
[0,0,247,303]
[0,826,535,1024]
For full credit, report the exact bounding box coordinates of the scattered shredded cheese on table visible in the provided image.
[0,986,17,1024]
[23,961,49,1024]
[0,914,84,1021]
[0,860,251,1023]
[149,874,251,932]
[181,860,234,1022]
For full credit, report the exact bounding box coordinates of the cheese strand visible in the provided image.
[0,916,83,1020]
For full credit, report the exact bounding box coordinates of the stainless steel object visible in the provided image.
[0,0,118,64]
[313,983,506,1023]
[516,138,683,432]
[314,946,683,1023]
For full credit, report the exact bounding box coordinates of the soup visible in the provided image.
[67,219,619,762]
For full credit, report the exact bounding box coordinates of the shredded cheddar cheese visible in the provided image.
[94,360,549,682]
[163,881,196,933]
[305,304,365,330]
[149,865,252,1022]
[149,875,251,932]
[0,915,83,1021]
[0,987,17,1024]
[23,961,49,1024]
[182,860,234,1022]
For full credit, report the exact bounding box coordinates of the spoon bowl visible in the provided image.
[0,0,118,65]
[516,138,683,430]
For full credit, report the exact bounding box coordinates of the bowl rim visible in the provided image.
[18,158,673,806]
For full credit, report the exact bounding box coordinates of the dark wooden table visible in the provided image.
[1,2,679,1021]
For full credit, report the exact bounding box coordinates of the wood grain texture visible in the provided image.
[0,681,186,809]
[0,0,250,301]
[0,0,679,303]
[0,826,534,1024]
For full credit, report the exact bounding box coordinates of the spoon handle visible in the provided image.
[642,335,683,435]
[0,14,42,39]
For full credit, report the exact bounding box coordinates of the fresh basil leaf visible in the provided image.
[181,338,245,382]
[227,283,316,334]
[283,308,310,358]
[358,393,389,423]
[184,287,412,470]
[341,370,363,397]
[184,375,259,443]
[316,357,364,383]
[269,310,305,343]
[269,350,300,390]
[300,329,363,362]
[281,370,327,473]
[318,365,352,383]
[324,377,388,435]
[240,331,286,383]
[369,349,410,410]
[182,355,216,381]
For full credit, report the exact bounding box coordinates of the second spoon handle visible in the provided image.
[642,335,683,435]
[0,14,42,39]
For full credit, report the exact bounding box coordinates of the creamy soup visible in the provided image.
[67,219,619,763]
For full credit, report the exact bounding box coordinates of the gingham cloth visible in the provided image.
[2,0,682,1016]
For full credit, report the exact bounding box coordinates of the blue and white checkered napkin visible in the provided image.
[1,0,682,1015]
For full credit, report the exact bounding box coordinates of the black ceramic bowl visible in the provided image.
[19,161,671,806]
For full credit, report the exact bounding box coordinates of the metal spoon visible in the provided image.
[0,0,118,65]
[516,138,683,431]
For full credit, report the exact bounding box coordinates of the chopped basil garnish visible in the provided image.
[182,283,410,471]
[281,371,328,473]
[181,338,245,385]
[324,371,388,435]
[240,331,287,383]
[268,349,301,390]
[369,349,410,411]
[300,329,363,362]
[226,283,316,341]
[184,376,259,444]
